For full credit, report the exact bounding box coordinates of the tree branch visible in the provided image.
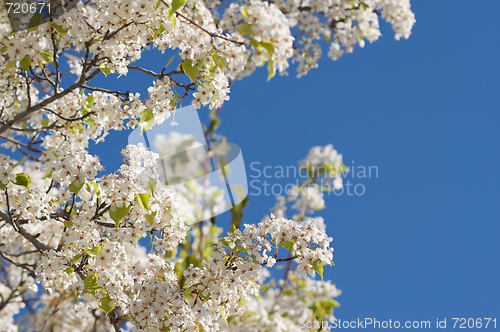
[0,210,55,252]
[159,0,245,46]
[0,68,101,135]
[108,309,123,332]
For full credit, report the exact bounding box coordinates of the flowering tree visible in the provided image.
[0,0,415,331]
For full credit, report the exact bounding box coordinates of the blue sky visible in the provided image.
[86,1,500,328]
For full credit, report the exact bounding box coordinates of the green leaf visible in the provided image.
[135,193,150,210]
[81,100,96,126]
[310,299,340,322]
[140,108,155,134]
[155,0,162,9]
[86,246,103,256]
[212,54,227,69]
[72,254,83,264]
[84,272,98,289]
[69,179,85,194]
[267,59,276,81]
[157,24,166,35]
[170,14,176,28]
[41,118,50,127]
[91,181,101,201]
[147,177,157,196]
[71,290,79,301]
[39,50,54,64]
[82,285,101,297]
[169,94,177,107]
[198,289,210,301]
[86,94,95,107]
[326,298,340,308]
[14,102,21,108]
[181,60,199,82]
[28,13,44,32]
[168,0,187,18]
[48,22,68,34]
[109,204,131,228]
[311,260,325,280]
[65,267,74,275]
[165,55,175,68]
[238,23,253,36]
[99,63,111,77]
[148,231,153,247]
[20,56,31,71]
[82,116,96,126]
[13,156,28,168]
[239,296,247,307]
[11,173,30,189]
[145,211,157,226]
[234,243,248,254]
[0,181,7,191]
[305,54,312,66]
[261,42,274,56]
[181,285,196,295]
[240,7,250,18]
[197,56,207,69]
[220,307,229,326]
[0,46,9,53]
[280,240,295,253]
[230,196,248,231]
[195,322,205,332]
[3,61,15,74]
[99,296,116,315]
[64,219,73,228]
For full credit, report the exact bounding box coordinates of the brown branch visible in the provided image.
[0,135,43,154]
[0,210,55,252]
[0,122,62,132]
[159,0,245,46]
[0,68,101,135]
[0,249,38,257]
[43,108,94,123]
[0,279,26,312]
[50,30,61,90]
[40,293,64,332]
[91,205,110,221]
[260,255,297,266]
[82,85,130,98]
[108,308,123,332]
[0,251,37,278]
[127,65,163,78]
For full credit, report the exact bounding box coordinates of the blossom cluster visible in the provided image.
[239,215,333,274]
[301,144,345,190]
[270,145,346,221]
[218,272,341,331]
[0,141,340,332]
[219,1,295,79]
[0,0,414,329]
[0,154,15,186]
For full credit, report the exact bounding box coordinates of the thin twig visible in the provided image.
[159,0,245,46]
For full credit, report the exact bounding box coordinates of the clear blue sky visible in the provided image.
[89,1,500,328]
